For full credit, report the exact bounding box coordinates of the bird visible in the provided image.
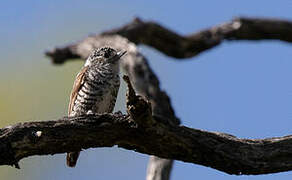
[66,47,126,167]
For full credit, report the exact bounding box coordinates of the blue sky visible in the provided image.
[1,0,292,179]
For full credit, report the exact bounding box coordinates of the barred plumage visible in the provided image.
[66,47,126,167]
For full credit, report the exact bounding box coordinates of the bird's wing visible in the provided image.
[68,66,88,115]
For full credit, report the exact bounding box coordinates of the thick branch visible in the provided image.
[43,18,292,177]
[1,114,292,175]
[46,17,292,63]
[118,37,179,180]
[46,35,178,179]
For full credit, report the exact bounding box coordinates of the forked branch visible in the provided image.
[36,16,292,177]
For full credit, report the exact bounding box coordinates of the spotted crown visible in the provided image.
[90,47,117,60]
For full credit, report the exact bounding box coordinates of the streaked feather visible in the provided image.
[68,66,88,116]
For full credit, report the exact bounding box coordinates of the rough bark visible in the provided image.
[2,109,292,175]
[121,51,178,180]
[32,16,292,177]
[46,35,178,179]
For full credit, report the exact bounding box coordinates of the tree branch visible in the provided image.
[46,34,179,179]
[45,16,292,63]
[2,111,292,175]
[40,17,292,177]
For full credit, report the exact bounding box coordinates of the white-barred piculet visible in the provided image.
[67,47,126,167]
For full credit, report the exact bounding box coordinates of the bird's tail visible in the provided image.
[66,151,80,167]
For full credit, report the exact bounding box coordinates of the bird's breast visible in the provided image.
[72,73,120,116]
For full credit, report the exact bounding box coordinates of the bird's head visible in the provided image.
[85,47,126,66]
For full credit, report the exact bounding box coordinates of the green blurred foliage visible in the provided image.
[0,59,82,126]
[0,53,83,178]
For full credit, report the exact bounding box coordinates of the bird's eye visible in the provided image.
[104,51,115,58]
[104,52,110,58]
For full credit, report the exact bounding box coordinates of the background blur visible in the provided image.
[1,0,292,179]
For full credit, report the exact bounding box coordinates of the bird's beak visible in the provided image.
[116,50,127,58]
